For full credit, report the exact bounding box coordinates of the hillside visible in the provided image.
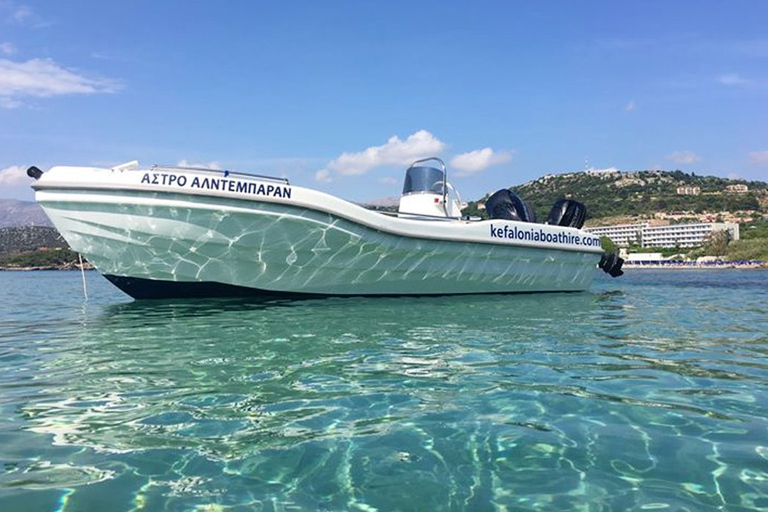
[464,170,768,223]
[0,226,68,255]
[0,226,84,269]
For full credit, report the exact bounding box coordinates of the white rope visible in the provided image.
[78,253,88,300]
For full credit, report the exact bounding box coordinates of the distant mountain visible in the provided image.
[0,199,52,228]
[359,196,400,208]
[465,170,768,222]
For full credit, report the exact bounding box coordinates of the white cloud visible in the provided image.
[10,4,31,23]
[667,151,701,165]
[378,176,399,185]
[749,151,768,167]
[0,165,28,186]
[314,169,332,182]
[4,3,51,28]
[0,42,16,55]
[318,130,445,181]
[0,58,120,107]
[0,3,29,22]
[625,99,636,112]
[89,52,110,60]
[726,39,768,58]
[717,73,750,87]
[450,148,512,176]
[176,160,222,170]
[0,96,21,108]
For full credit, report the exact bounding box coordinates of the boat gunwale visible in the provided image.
[36,183,604,257]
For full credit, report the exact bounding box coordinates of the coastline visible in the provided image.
[0,264,94,271]
[623,262,766,270]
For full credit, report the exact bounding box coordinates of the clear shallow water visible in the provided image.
[1,270,768,512]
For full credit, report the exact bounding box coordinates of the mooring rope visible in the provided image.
[78,253,88,300]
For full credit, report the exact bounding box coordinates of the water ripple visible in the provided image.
[1,270,768,510]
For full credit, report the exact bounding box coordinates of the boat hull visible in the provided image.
[33,166,604,299]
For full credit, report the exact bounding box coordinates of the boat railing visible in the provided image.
[149,164,290,185]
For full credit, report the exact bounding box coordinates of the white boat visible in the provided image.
[28,158,621,299]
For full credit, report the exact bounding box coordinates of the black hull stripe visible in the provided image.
[103,275,581,301]
[105,275,314,300]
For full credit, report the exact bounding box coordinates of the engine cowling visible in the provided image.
[485,189,536,223]
[547,198,586,229]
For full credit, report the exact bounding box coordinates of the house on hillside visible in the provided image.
[725,184,748,193]
[676,186,701,195]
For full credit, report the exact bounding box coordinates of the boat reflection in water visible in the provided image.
[20,291,616,459]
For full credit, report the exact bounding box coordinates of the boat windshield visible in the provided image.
[402,166,444,195]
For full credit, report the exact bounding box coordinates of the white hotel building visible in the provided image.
[585,222,739,248]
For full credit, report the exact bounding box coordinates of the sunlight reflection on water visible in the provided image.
[1,270,767,511]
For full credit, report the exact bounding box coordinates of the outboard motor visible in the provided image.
[547,198,586,229]
[599,251,625,277]
[485,189,536,222]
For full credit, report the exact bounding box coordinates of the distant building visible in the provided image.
[642,222,739,248]
[585,223,648,247]
[725,184,748,193]
[676,186,701,195]
[585,222,740,248]
[625,252,666,264]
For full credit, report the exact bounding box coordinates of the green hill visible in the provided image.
[0,226,67,255]
[464,170,768,223]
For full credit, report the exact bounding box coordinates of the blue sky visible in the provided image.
[1,0,767,202]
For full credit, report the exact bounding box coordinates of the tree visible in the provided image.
[600,236,617,253]
[704,230,730,257]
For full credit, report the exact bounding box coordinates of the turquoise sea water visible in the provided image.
[1,270,768,511]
